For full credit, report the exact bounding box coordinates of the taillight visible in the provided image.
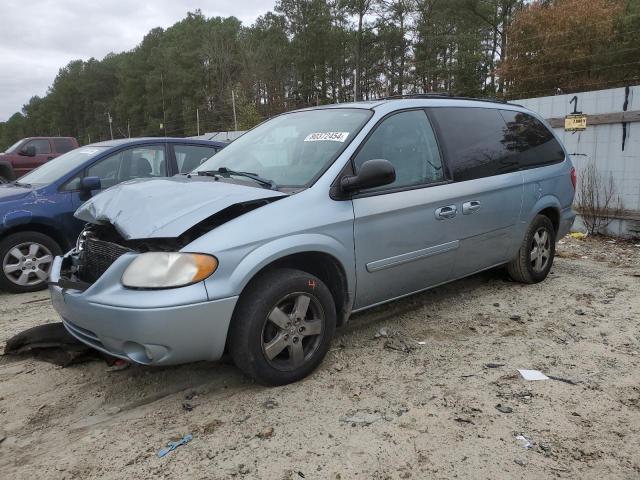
[570,167,577,190]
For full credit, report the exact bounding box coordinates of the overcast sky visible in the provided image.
[0,0,275,121]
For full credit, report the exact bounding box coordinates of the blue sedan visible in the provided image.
[0,137,225,292]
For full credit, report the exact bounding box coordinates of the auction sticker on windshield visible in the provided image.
[304,132,349,142]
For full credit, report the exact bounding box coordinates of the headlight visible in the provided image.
[121,252,218,289]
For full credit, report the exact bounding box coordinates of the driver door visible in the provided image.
[352,109,461,309]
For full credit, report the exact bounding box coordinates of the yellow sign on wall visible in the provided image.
[565,114,587,131]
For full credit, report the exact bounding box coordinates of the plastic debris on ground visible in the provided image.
[158,434,193,458]
[569,232,587,240]
[4,322,119,367]
[518,369,550,381]
[515,434,533,449]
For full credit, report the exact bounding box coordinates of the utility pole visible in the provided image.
[105,112,113,140]
[161,72,167,134]
[354,70,358,102]
[196,108,200,136]
[231,89,238,131]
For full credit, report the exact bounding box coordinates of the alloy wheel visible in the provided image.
[2,242,54,287]
[261,292,324,371]
[530,227,551,273]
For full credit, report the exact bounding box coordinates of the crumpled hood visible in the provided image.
[75,176,286,240]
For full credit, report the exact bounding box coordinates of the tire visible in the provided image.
[507,215,556,284]
[229,268,336,386]
[0,231,62,293]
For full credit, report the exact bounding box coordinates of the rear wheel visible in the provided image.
[0,232,62,293]
[229,268,336,386]
[507,215,556,284]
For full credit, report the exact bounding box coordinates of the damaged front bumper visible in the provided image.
[48,253,238,366]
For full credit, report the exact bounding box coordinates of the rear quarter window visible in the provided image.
[429,107,564,182]
[498,110,565,169]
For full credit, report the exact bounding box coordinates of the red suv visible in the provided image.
[0,137,79,182]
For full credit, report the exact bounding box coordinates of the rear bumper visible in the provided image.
[48,255,238,365]
[557,206,576,239]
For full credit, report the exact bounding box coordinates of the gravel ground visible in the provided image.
[0,235,639,479]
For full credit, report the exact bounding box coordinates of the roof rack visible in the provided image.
[379,93,514,105]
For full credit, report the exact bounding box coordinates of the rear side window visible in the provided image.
[173,144,219,173]
[428,107,515,181]
[53,138,76,153]
[429,107,564,182]
[499,110,565,169]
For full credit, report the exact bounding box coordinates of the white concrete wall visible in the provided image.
[516,86,640,237]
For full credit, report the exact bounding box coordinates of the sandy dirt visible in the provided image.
[1,235,639,479]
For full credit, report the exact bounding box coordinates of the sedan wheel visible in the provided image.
[0,231,62,293]
[2,241,54,287]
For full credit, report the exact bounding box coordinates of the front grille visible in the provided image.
[78,236,133,283]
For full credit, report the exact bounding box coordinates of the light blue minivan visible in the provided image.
[49,96,576,385]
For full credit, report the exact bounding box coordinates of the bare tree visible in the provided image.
[575,161,624,235]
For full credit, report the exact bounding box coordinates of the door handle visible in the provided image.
[435,204,457,220]
[462,200,481,215]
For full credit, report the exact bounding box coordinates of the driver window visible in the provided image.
[353,110,444,191]
[86,151,124,189]
[85,145,167,189]
[25,139,52,154]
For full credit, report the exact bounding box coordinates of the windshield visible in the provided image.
[194,108,372,187]
[19,146,109,185]
[5,139,24,153]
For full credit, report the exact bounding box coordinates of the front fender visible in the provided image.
[2,209,33,229]
[203,233,355,301]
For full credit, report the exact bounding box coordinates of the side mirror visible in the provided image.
[20,145,36,157]
[340,159,396,193]
[80,176,101,191]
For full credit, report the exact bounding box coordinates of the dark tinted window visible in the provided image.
[429,107,516,181]
[25,139,52,154]
[499,110,565,169]
[353,110,444,191]
[53,138,76,153]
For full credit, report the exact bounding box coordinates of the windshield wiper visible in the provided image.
[197,167,277,190]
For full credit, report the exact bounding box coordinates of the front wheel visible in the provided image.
[0,231,62,293]
[229,268,336,386]
[507,215,556,284]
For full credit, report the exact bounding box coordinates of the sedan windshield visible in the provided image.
[19,146,109,185]
[195,108,372,188]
